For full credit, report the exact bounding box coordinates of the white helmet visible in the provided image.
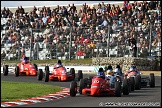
[56,64,60,68]
[106,69,114,75]
[129,66,134,71]
[114,68,119,73]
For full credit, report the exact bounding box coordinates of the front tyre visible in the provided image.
[70,81,77,97]
[3,65,8,76]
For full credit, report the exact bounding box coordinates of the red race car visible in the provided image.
[3,61,38,77]
[125,71,155,91]
[37,65,83,82]
[70,75,129,97]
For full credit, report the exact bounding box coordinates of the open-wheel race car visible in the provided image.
[37,65,83,82]
[125,71,155,91]
[3,62,38,77]
[69,74,130,97]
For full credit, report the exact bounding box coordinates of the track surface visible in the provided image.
[1,73,161,107]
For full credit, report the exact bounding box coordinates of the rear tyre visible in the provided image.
[3,65,8,76]
[45,66,49,82]
[15,66,19,77]
[45,66,49,72]
[78,70,83,81]
[123,78,129,95]
[87,76,93,88]
[115,81,121,97]
[79,79,85,94]
[135,75,141,90]
[37,69,43,81]
[130,77,135,91]
[149,73,155,87]
[70,81,77,97]
[70,68,75,80]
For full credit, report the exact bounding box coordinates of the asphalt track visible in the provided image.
[1,73,161,107]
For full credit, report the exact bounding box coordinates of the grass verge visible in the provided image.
[1,81,62,102]
[1,58,92,64]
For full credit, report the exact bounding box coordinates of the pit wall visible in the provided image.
[92,57,159,72]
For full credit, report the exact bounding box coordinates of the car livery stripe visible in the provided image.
[1,88,70,107]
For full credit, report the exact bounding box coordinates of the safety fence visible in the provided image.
[1,13,161,61]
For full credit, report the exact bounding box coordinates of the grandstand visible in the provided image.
[1,1,161,60]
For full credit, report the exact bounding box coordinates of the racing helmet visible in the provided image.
[56,64,61,68]
[116,65,120,69]
[98,67,104,72]
[97,68,104,75]
[97,71,103,76]
[129,66,134,71]
[106,69,114,75]
[58,60,62,65]
[114,68,120,73]
[24,56,27,60]
[133,65,137,71]
[107,65,113,70]
[23,59,27,63]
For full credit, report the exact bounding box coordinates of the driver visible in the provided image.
[106,69,116,88]
[22,57,29,64]
[132,65,140,74]
[54,60,63,69]
[114,65,123,76]
[97,67,105,79]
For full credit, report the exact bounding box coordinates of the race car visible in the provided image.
[3,62,38,77]
[69,74,130,97]
[124,70,155,91]
[37,65,83,82]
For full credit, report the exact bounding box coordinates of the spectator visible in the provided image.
[70,3,76,13]
[101,16,108,27]
[42,14,48,26]
[152,38,158,46]
[19,6,25,15]
[76,47,85,56]
[1,50,6,59]
[129,35,137,57]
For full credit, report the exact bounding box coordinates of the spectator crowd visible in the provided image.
[1,1,161,60]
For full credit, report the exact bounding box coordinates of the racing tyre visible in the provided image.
[123,78,129,95]
[70,68,75,80]
[135,75,141,90]
[45,66,49,72]
[33,64,38,71]
[115,81,121,97]
[149,73,155,87]
[87,76,93,87]
[44,66,49,82]
[3,65,8,76]
[15,66,19,77]
[79,79,85,94]
[130,77,135,91]
[37,69,43,81]
[70,81,77,97]
[78,70,83,81]
[84,78,88,87]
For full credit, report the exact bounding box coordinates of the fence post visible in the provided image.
[29,28,32,62]
[36,42,39,60]
[116,41,118,57]
[137,37,139,58]
[69,27,72,60]
[149,23,152,56]
[107,26,110,57]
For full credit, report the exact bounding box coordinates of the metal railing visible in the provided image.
[1,21,161,61]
